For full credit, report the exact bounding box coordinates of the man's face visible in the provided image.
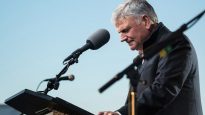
[115,16,150,51]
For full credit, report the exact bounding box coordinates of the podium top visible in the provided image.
[5,89,94,115]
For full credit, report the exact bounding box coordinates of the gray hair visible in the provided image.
[112,0,158,25]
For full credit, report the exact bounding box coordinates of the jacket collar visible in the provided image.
[143,22,170,51]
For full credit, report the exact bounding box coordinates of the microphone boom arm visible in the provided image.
[144,9,205,59]
[43,57,76,94]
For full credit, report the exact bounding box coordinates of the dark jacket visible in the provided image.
[118,23,203,115]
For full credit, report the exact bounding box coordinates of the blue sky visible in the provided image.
[0,0,205,114]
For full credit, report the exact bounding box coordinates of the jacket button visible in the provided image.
[140,80,147,85]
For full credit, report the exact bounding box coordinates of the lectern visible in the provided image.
[5,89,94,115]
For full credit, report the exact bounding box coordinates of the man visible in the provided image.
[99,0,203,115]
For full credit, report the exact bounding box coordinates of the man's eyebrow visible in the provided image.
[119,26,131,33]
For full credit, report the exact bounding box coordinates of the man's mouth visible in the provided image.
[127,40,134,45]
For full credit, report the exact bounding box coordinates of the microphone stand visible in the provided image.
[128,78,137,115]
[43,51,81,94]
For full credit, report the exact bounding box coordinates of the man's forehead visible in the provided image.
[115,16,135,26]
[115,17,135,30]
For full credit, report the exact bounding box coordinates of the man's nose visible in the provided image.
[120,33,127,42]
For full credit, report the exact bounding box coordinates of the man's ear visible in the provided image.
[142,15,152,30]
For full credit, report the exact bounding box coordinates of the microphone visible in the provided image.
[43,74,75,82]
[63,29,110,63]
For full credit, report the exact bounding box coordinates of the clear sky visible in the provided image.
[0,0,205,114]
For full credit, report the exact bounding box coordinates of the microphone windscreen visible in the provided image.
[68,74,75,81]
[86,29,110,50]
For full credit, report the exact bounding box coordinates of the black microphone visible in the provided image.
[63,29,110,63]
[43,74,75,82]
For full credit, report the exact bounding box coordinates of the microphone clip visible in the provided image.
[63,49,82,65]
[47,78,60,90]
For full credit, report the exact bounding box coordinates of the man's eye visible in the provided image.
[122,28,130,33]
